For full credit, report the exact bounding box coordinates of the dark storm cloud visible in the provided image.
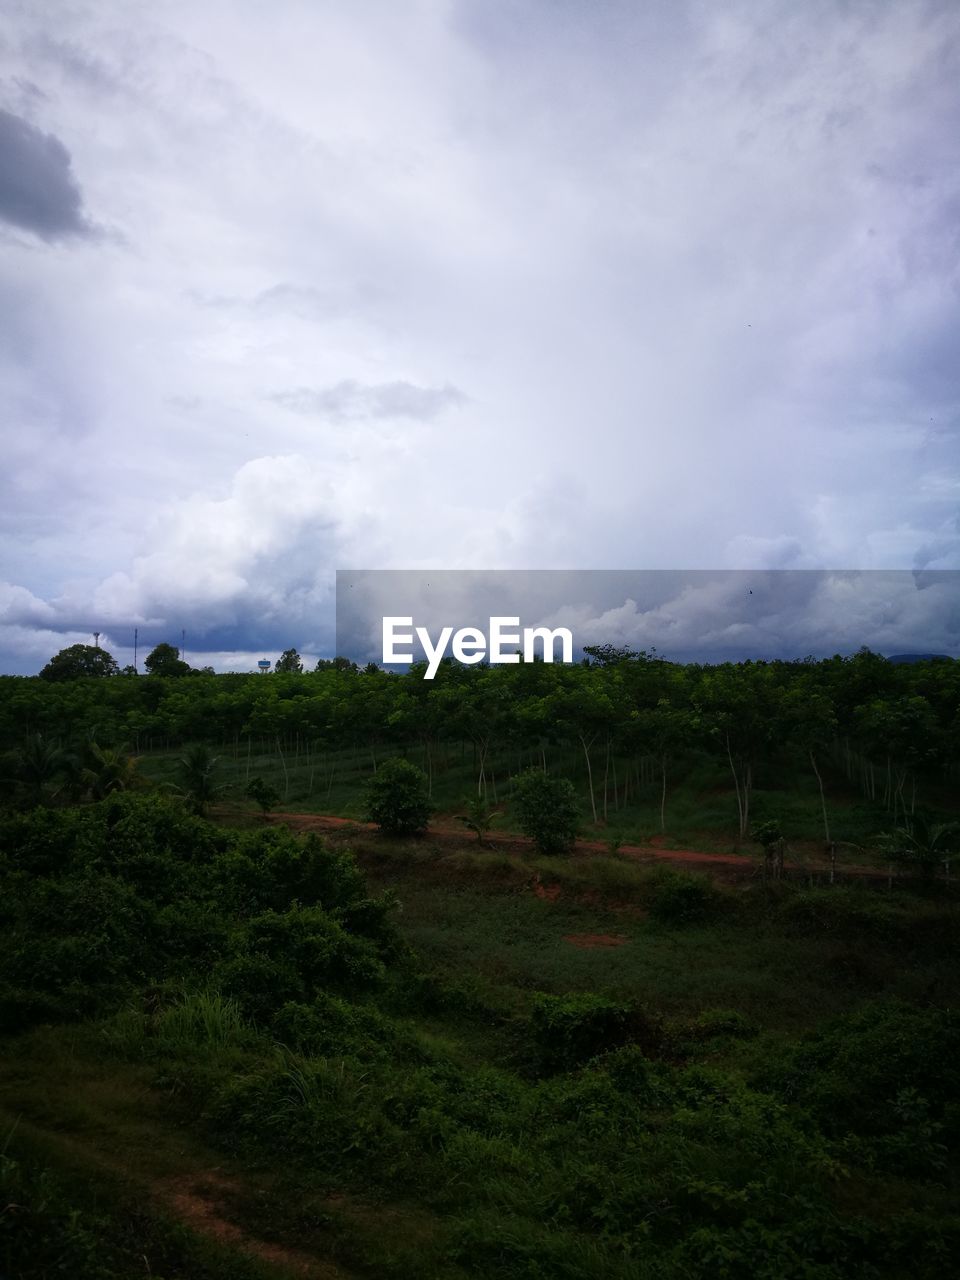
[336,571,960,668]
[0,108,90,239]
[272,380,467,422]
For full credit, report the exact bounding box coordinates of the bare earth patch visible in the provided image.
[158,1171,341,1278]
[562,933,629,949]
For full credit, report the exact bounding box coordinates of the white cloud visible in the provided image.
[1,0,959,671]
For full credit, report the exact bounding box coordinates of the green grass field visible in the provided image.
[138,739,944,868]
[3,795,960,1278]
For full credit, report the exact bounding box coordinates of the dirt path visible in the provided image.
[266,812,890,881]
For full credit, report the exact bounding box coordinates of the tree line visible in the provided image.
[3,643,958,840]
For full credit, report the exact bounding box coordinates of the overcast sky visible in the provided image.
[1,0,958,673]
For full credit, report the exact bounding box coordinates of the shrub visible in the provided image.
[647,868,722,924]
[530,992,662,1073]
[210,952,304,1022]
[510,770,580,855]
[245,775,281,817]
[242,904,386,989]
[363,758,433,837]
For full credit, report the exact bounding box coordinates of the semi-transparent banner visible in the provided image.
[335,569,959,674]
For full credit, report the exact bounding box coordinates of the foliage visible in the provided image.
[39,643,119,681]
[363,757,433,836]
[144,641,191,677]
[529,992,662,1073]
[456,794,499,843]
[876,813,960,879]
[646,867,725,924]
[245,774,281,816]
[2,791,960,1276]
[511,769,580,854]
[175,743,225,815]
[274,647,304,673]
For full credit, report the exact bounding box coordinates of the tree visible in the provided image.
[877,814,960,881]
[784,685,837,843]
[144,643,191,677]
[628,697,698,833]
[456,794,498,845]
[176,744,225,815]
[5,733,68,805]
[275,648,304,674]
[511,769,580,854]
[752,818,786,883]
[81,742,145,800]
[246,775,281,818]
[315,656,358,673]
[363,757,433,836]
[39,644,119,681]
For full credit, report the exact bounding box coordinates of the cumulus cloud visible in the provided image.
[1,0,959,672]
[0,107,91,239]
[339,570,960,666]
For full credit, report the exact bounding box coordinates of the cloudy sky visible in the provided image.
[1,0,958,673]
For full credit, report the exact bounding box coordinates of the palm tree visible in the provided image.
[7,733,67,805]
[877,813,960,880]
[82,742,146,800]
[176,744,226,816]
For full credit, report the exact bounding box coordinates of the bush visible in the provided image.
[363,758,433,837]
[647,868,722,924]
[510,770,580,855]
[530,992,661,1073]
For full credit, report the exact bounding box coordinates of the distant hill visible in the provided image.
[886,653,953,665]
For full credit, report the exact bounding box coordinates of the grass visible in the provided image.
[136,741,946,866]
[3,791,960,1277]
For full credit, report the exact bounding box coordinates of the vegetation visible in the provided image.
[0,649,957,1275]
[1,794,959,1276]
[363,757,434,836]
[2,647,955,851]
[511,768,581,853]
[39,642,119,681]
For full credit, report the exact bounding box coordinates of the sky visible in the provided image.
[1,0,959,674]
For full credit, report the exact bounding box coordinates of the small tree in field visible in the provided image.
[246,775,281,818]
[176,744,225,816]
[511,769,580,855]
[456,795,498,845]
[363,758,433,837]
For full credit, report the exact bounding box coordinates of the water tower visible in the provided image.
[257,659,271,673]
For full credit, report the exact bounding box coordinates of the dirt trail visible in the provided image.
[563,934,629,949]
[267,812,889,880]
[158,1170,339,1277]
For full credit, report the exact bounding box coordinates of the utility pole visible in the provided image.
[181,629,186,664]
[134,627,138,672]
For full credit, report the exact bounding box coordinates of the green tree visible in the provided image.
[81,742,146,800]
[511,769,580,854]
[144,643,191,677]
[5,733,68,805]
[877,814,959,881]
[275,648,304,674]
[456,794,498,845]
[784,683,838,859]
[39,644,119,681]
[246,775,281,818]
[628,696,698,833]
[175,744,225,816]
[363,757,433,836]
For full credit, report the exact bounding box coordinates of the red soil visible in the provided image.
[562,934,629,949]
[269,811,881,878]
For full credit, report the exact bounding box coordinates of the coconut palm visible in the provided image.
[877,813,960,880]
[175,744,226,816]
